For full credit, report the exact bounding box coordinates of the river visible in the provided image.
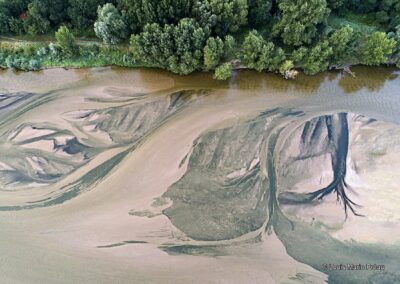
[0,67,399,283]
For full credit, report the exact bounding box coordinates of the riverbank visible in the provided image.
[1,30,399,80]
[0,44,394,81]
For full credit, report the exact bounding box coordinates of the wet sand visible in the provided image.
[0,67,399,283]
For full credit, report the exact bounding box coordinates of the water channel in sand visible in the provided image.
[0,67,399,283]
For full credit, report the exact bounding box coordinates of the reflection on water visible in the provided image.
[0,67,399,283]
[338,66,399,93]
[1,65,398,95]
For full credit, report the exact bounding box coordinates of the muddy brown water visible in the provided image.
[0,67,399,283]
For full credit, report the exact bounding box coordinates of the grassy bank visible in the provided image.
[0,26,399,80]
[1,0,400,80]
[0,40,147,71]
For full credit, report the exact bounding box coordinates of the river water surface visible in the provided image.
[0,67,399,283]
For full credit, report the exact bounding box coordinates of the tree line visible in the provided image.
[0,0,400,79]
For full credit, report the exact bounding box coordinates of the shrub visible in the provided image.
[94,3,128,45]
[214,62,233,80]
[29,59,41,70]
[47,42,63,60]
[360,32,396,65]
[55,26,78,56]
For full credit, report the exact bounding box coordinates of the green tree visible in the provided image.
[241,31,267,71]
[345,0,400,28]
[223,35,235,58]
[389,3,400,29]
[204,37,224,70]
[328,26,354,64]
[360,32,396,66]
[22,0,68,35]
[291,47,307,65]
[94,3,128,44]
[0,0,29,17]
[214,62,232,80]
[327,0,344,10]
[0,0,30,35]
[241,31,286,72]
[29,58,42,70]
[193,0,248,36]
[267,47,286,71]
[24,1,50,35]
[279,60,294,74]
[167,19,209,74]
[119,0,194,32]
[388,26,400,67]
[203,35,235,70]
[68,0,116,30]
[43,0,68,25]
[273,0,330,46]
[346,0,378,13]
[0,6,11,34]
[131,18,209,74]
[279,60,296,78]
[302,40,333,75]
[130,23,165,66]
[8,18,25,35]
[248,0,272,27]
[55,26,78,56]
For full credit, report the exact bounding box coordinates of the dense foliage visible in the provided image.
[69,0,117,31]
[193,0,248,36]
[0,0,400,79]
[94,3,128,44]
[241,30,286,72]
[272,0,329,46]
[214,62,232,79]
[55,26,78,56]
[118,0,194,32]
[130,18,209,74]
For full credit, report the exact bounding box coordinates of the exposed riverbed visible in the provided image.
[0,67,399,283]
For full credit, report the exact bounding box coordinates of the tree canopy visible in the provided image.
[0,0,399,78]
[94,3,128,45]
[248,0,272,27]
[119,0,194,32]
[68,0,116,30]
[273,0,330,46]
[360,32,396,66]
[130,18,209,74]
[55,25,78,56]
[193,0,248,36]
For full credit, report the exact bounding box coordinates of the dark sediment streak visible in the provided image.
[161,108,400,282]
[278,113,362,216]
